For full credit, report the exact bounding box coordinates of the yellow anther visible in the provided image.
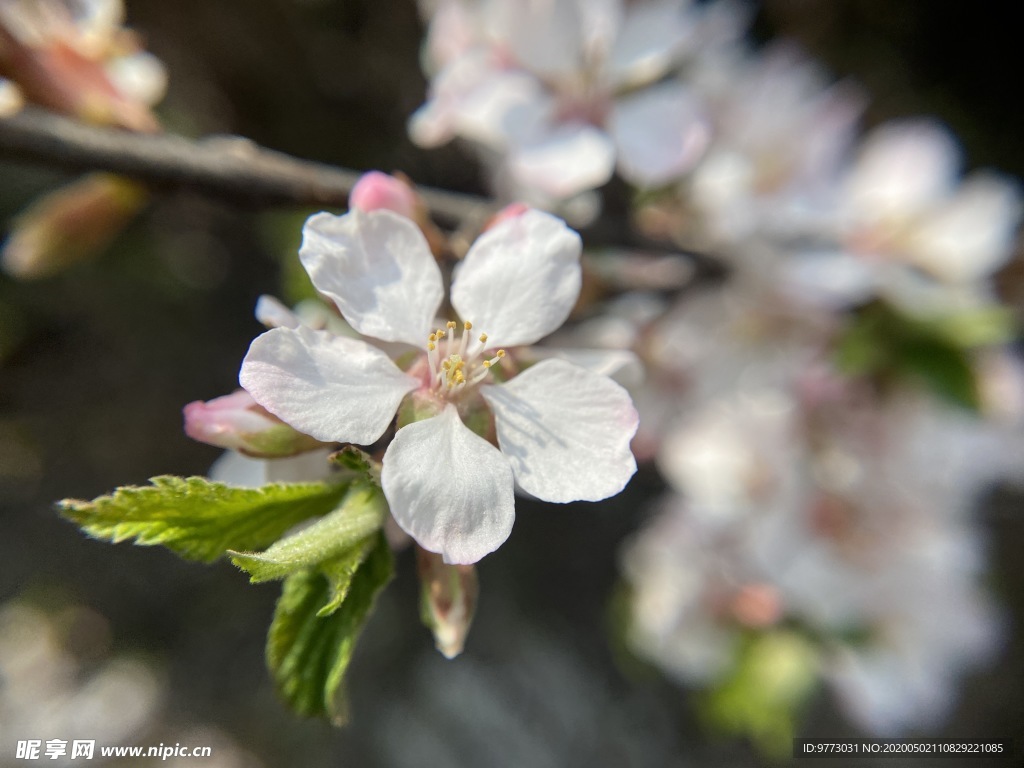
[478,333,488,343]
[464,321,473,330]
[497,349,506,358]
[436,329,446,338]
[428,342,436,351]
[429,332,437,342]
[447,321,457,329]
[483,360,492,368]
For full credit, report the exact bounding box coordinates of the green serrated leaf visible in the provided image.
[266,534,393,724]
[318,536,377,617]
[58,476,351,563]
[230,483,385,583]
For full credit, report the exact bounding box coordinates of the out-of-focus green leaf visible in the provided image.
[835,301,983,410]
[266,534,393,724]
[59,476,351,563]
[701,631,820,760]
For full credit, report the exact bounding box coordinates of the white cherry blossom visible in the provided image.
[410,0,720,203]
[240,208,638,564]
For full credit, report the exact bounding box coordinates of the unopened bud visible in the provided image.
[483,202,530,231]
[350,171,419,219]
[183,389,327,458]
[416,546,478,659]
[1,174,147,279]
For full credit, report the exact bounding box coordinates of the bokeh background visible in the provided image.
[2,1,1022,765]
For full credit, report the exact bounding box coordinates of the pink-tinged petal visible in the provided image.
[183,389,325,458]
[381,405,515,565]
[349,171,419,218]
[481,358,638,502]
[508,123,616,199]
[299,209,443,346]
[239,326,417,445]
[609,83,710,187]
[451,209,582,349]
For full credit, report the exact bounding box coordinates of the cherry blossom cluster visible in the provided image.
[408,0,1024,740]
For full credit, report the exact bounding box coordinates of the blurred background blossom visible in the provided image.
[2,0,1024,765]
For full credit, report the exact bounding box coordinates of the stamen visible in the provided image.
[427,332,439,375]
[446,321,457,358]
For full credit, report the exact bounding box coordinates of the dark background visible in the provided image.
[1,1,1022,765]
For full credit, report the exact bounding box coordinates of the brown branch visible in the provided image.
[0,108,496,226]
[0,107,717,286]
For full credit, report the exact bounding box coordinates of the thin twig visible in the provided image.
[0,108,496,225]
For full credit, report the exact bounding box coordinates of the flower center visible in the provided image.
[426,320,505,395]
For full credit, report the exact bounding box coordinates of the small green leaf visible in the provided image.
[58,476,351,563]
[266,534,393,724]
[329,446,378,481]
[318,536,378,617]
[231,483,386,583]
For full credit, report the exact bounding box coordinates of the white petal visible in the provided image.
[909,174,1022,283]
[381,405,515,564]
[844,120,960,220]
[484,0,583,78]
[607,0,695,88]
[299,209,443,346]
[255,295,301,329]
[482,358,638,502]
[453,70,554,149]
[508,123,616,199]
[451,209,582,348]
[239,326,417,445]
[609,83,710,187]
[781,250,878,308]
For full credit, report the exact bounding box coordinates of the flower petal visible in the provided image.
[609,82,710,187]
[481,358,638,502]
[255,295,301,329]
[299,209,444,346]
[450,209,582,348]
[607,0,695,88]
[381,405,515,564]
[508,122,616,199]
[239,326,417,445]
[484,0,583,78]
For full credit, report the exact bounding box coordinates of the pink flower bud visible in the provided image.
[483,202,530,231]
[349,171,419,218]
[183,390,326,458]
